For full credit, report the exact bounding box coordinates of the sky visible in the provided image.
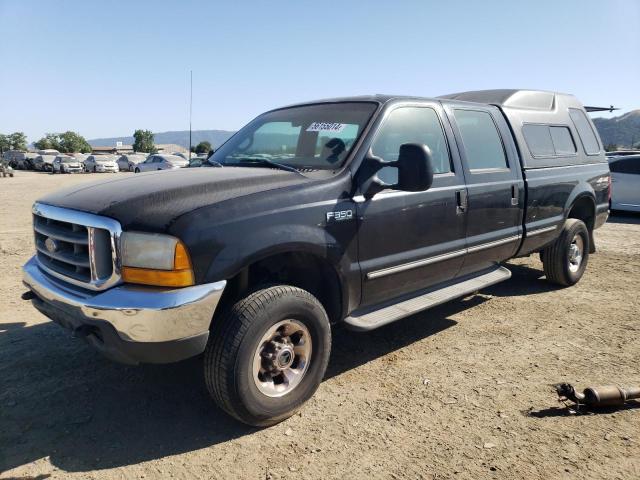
[1,0,639,142]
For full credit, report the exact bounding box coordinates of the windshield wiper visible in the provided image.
[235,157,306,176]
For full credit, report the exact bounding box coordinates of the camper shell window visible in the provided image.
[522,124,577,158]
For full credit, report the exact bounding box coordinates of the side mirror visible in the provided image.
[362,143,434,199]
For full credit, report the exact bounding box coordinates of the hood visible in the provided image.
[38,167,308,230]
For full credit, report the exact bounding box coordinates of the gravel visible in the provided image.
[1,172,639,479]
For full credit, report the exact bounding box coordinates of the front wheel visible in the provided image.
[204,285,331,427]
[134,168,140,173]
[541,218,590,286]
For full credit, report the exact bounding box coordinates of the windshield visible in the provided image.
[211,102,377,171]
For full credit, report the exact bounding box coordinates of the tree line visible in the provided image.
[33,131,93,153]
[0,132,28,153]
[1,129,213,156]
[133,130,213,155]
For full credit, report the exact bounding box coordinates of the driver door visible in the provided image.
[356,103,468,308]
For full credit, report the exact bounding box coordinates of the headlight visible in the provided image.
[121,232,194,287]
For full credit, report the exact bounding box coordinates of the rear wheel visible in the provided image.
[541,218,589,286]
[204,285,331,427]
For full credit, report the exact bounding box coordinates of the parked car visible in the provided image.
[2,150,26,169]
[36,149,60,157]
[23,89,610,427]
[117,154,148,172]
[33,155,56,172]
[187,158,218,168]
[609,154,640,212]
[134,154,188,172]
[52,155,83,174]
[73,153,89,165]
[23,153,39,170]
[84,155,119,173]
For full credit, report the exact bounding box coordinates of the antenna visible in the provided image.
[189,70,193,161]
[584,105,619,113]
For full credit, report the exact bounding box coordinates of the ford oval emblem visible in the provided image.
[44,237,59,253]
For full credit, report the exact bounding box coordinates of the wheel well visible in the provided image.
[568,196,595,232]
[217,252,343,324]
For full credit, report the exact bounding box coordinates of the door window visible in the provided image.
[453,109,508,170]
[371,106,451,184]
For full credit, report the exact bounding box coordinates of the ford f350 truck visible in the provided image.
[22,89,610,426]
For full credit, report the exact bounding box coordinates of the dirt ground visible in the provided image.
[1,171,639,480]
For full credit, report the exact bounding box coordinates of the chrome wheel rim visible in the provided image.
[568,234,584,273]
[252,319,312,398]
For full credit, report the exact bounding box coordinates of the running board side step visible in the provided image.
[344,266,511,331]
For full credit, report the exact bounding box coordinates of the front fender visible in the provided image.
[204,223,352,281]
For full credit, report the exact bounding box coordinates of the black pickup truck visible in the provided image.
[23,89,610,426]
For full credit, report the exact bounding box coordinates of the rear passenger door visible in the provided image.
[444,105,523,275]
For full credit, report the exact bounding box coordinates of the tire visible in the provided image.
[93,166,97,173]
[204,285,331,427]
[134,168,140,173]
[541,218,590,286]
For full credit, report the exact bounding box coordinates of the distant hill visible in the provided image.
[593,110,640,148]
[88,129,236,149]
[87,110,640,151]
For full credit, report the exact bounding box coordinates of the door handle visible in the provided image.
[456,190,468,214]
[511,184,519,206]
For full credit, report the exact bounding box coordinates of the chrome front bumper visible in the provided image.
[23,256,226,363]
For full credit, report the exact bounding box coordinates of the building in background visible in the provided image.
[92,144,134,155]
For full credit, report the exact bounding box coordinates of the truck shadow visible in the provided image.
[484,262,557,297]
[1,264,547,473]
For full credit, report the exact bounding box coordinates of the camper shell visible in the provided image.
[439,89,606,169]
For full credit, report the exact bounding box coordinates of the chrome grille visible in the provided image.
[32,203,123,290]
[34,215,91,282]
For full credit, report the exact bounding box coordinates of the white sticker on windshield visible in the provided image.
[306,122,346,133]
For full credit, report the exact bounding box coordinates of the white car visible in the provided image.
[52,155,83,174]
[610,155,640,212]
[84,155,119,173]
[117,154,148,172]
[134,154,189,173]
